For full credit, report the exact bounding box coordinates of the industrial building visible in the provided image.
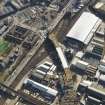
[20,60,59,105]
[23,78,58,105]
[66,12,102,49]
[0,0,105,105]
[5,25,29,44]
[77,80,105,105]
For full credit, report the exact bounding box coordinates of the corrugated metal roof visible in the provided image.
[66,12,101,45]
[25,79,58,96]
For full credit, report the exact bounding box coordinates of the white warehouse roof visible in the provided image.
[66,12,101,45]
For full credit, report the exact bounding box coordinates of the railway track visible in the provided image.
[0,0,96,105]
[10,0,91,104]
[0,44,48,105]
[0,0,73,105]
[9,0,72,90]
[10,44,48,89]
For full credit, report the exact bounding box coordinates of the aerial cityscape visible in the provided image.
[0,0,105,105]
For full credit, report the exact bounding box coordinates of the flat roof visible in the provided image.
[66,12,101,45]
[56,47,68,69]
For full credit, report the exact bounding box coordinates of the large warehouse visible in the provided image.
[66,12,102,49]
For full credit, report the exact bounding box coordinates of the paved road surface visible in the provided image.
[0,0,91,105]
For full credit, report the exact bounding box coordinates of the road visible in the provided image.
[48,0,76,33]
[3,0,74,89]
[0,0,90,105]
[47,1,93,105]
[0,83,49,105]
[0,44,48,105]
[10,44,48,89]
[7,0,74,89]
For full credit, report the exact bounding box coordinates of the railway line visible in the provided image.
[0,0,73,105]
[9,0,72,90]
[0,0,97,105]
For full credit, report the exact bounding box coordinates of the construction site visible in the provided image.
[0,0,105,105]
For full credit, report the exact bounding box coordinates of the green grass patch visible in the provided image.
[0,38,11,56]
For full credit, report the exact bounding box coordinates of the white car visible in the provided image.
[79,4,84,7]
[72,8,80,13]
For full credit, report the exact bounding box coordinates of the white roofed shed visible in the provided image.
[66,12,101,45]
